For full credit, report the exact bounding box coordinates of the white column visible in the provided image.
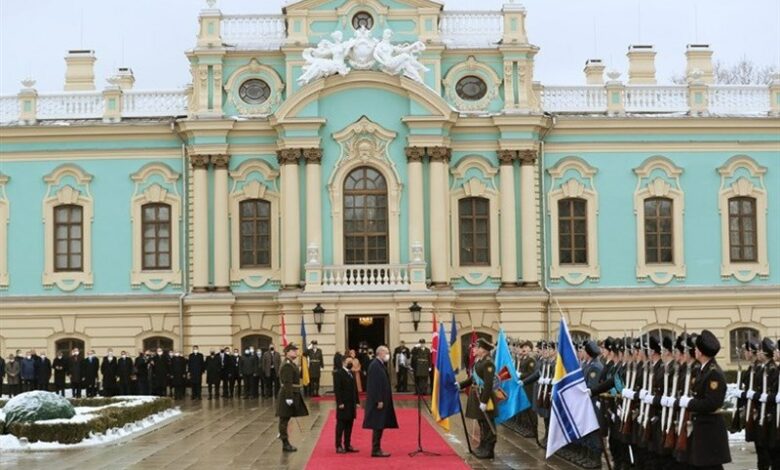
[499,151,518,286]
[406,147,425,258]
[520,150,539,285]
[304,148,323,259]
[191,155,210,291]
[278,149,301,288]
[212,154,230,291]
[428,147,450,286]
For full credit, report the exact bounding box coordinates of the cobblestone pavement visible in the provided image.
[0,395,757,470]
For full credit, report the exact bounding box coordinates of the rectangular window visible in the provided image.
[644,197,673,263]
[142,203,172,270]
[54,205,83,272]
[459,197,490,266]
[558,198,588,265]
[729,327,758,361]
[728,197,757,262]
[239,199,271,268]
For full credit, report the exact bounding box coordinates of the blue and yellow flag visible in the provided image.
[432,322,461,431]
[545,317,600,458]
[494,328,531,424]
[300,317,310,387]
[449,316,461,377]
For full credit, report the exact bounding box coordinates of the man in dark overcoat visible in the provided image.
[333,353,360,453]
[53,351,68,396]
[83,350,100,397]
[117,351,133,395]
[205,350,221,399]
[101,349,118,397]
[362,345,398,457]
[188,345,205,400]
[276,343,309,452]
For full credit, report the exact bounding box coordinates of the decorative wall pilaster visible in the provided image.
[191,154,210,291]
[498,150,518,286]
[278,148,302,288]
[405,147,425,263]
[212,154,230,291]
[304,148,323,277]
[427,146,451,286]
[519,150,539,285]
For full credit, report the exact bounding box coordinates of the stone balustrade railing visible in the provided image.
[221,14,286,50]
[709,85,771,114]
[37,92,103,120]
[541,86,607,113]
[0,96,19,123]
[304,262,427,293]
[624,85,688,113]
[122,90,189,118]
[439,11,503,48]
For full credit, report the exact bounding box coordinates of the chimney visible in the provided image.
[112,67,136,90]
[685,44,714,84]
[583,59,605,85]
[64,50,96,91]
[627,45,656,84]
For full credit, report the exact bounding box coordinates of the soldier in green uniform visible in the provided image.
[458,337,497,459]
[517,340,540,438]
[305,340,324,397]
[411,338,431,395]
[276,342,309,452]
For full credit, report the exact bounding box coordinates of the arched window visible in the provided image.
[728,197,757,262]
[644,197,674,264]
[141,203,171,270]
[558,198,588,265]
[239,199,272,268]
[143,336,174,352]
[460,331,493,371]
[54,204,83,272]
[344,167,388,264]
[730,327,759,361]
[458,197,490,266]
[55,338,85,356]
[241,334,273,353]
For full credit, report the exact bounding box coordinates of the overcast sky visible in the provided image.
[1,0,778,94]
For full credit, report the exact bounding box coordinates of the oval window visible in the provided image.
[455,75,488,101]
[239,79,271,105]
[352,11,374,30]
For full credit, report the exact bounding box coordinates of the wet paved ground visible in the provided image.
[1,394,758,470]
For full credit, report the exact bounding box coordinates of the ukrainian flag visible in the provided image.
[449,316,461,377]
[432,322,461,431]
[300,317,310,387]
[545,317,600,458]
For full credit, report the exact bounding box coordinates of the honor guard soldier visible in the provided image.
[276,343,309,452]
[392,340,410,392]
[411,338,431,395]
[458,338,497,459]
[590,337,629,470]
[305,340,324,397]
[516,340,540,438]
[751,337,777,470]
[576,339,604,468]
[676,329,731,469]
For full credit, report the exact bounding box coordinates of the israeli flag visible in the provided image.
[545,317,601,458]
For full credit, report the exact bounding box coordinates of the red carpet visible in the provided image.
[305,408,470,470]
[311,393,425,403]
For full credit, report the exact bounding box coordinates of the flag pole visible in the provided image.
[458,404,474,454]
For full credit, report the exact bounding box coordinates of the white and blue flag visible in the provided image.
[545,317,600,458]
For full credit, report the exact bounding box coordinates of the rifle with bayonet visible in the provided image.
[620,333,638,437]
[745,353,756,437]
[730,345,744,432]
[675,326,691,455]
[663,330,678,450]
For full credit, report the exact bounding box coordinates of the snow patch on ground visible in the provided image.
[0,407,181,451]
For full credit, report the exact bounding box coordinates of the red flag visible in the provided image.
[431,312,439,366]
[468,328,477,374]
[280,313,289,347]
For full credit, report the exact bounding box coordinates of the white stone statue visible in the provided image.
[348,26,378,70]
[297,31,355,86]
[373,29,428,83]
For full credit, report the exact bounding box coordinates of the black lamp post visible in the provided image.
[312,303,325,332]
[409,301,422,331]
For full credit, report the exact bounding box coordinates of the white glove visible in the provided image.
[479,402,488,412]
[586,388,592,397]
[642,394,654,405]
[679,396,692,408]
[759,393,768,403]
[747,390,756,400]
[622,389,635,400]
[454,381,460,390]
[639,389,648,400]
[776,394,780,404]
[661,396,674,407]
[286,399,293,406]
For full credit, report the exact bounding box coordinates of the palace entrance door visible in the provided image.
[346,315,388,352]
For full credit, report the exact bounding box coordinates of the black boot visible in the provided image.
[282,439,297,452]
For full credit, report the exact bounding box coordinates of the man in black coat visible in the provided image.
[116,351,133,395]
[333,354,360,454]
[188,345,205,400]
[240,348,257,399]
[205,350,221,399]
[68,348,83,398]
[362,345,398,458]
[149,348,168,397]
[83,350,100,397]
[230,348,241,398]
[52,351,67,396]
[135,351,149,395]
[170,351,187,399]
[36,351,52,391]
[676,329,731,469]
[101,349,118,397]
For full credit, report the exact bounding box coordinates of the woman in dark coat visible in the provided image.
[205,350,222,399]
[362,346,397,457]
[333,354,360,453]
[53,352,68,396]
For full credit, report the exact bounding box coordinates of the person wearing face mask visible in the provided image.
[6,354,20,397]
[53,351,68,396]
[68,349,83,398]
[231,348,241,398]
[362,345,398,458]
[150,348,169,397]
[83,350,100,397]
[240,348,257,399]
[205,349,221,399]
[276,343,309,452]
[101,349,118,397]
[20,351,36,392]
[135,351,150,395]
[170,351,187,400]
[252,347,263,399]
[188,345,205,400]
[333,355,360,454]
[36,351,52,391]
[117,351,133,396]
[262,344,281,398]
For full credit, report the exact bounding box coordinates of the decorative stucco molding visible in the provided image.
[224,58,285,116]
[442,56,502,112]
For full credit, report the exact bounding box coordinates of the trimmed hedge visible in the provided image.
[5,397,173,444]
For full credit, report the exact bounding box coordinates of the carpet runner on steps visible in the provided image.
[305,408,470,470]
